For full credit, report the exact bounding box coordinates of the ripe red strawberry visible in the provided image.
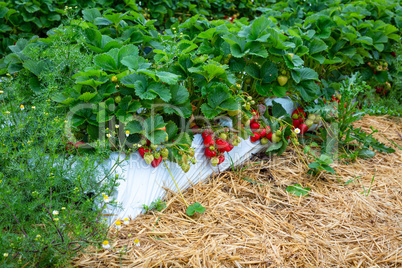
[227,143,234,152]
[139,147,150,158]
[260,128,267,137]
[205,147,217,158]
[203,135,215,147]
[251,110,259,122]
[216,138,229,152]
[202,129,214,139]
[250,121,260,131]
[218,154,225,165]
[293,119,301,128]
[292,107,306,119]
[266,132,273,142]
[391,51,396,58]
[250,132,260,143]
[299,124,308,135]
[151,155,162,167]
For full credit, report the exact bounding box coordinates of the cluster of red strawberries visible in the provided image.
[138,139,169,168]
[248,110,275,144]
[202,129,241,166]
[291,107,309,135]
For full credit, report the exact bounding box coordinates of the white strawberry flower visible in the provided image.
[52,210,59,215]
[115,124,119,129]
[294,128,301,135]
[125,130,130,137]
[103,195,110,203]
[123,218,129,225]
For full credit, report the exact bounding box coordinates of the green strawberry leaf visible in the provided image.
[286,184,310,197]
[186,202,205,216]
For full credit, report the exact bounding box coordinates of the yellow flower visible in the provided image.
[62,207,66,210]
[54,218,59,221]
[0,90,3,94]
[5,111,10,114]
[102,240,110,249]
[52,210,59,215]
[3,253,9,257]
[103,195,110,203]
[125,130,130,137]
[115,124,119,129]
[106,133,111,138]
[32,106,36,109]
[20,104,24,110]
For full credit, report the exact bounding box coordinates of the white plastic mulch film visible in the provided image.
[103,98,297,223]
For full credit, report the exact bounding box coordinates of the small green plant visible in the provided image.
[186,202,206,216]
[142,198,167,213]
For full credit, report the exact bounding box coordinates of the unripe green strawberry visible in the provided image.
[276,130,282,136]
[247,96,252,101]
[228,109,241,116]
[245,77,252,84]
[144,153,154,165]
[305,119,314,127]
[211,157,219,166]
[164,134,169,141]
[308,114,316,121]
[181,154,188,164]
[114,96,122,104]
[181,163,190,173]
[191,158,197,164]
[292,113,299,119]
[277,75,288,86]
[154,152,160,159]
[150,144,158,150]
[314,116,321,124]
[245,104,250,111]
[241,116,250,127]
[260,137,269,145]
[271,133,281,143]
[209,146,215,151]
[220,133,227,140]
[290,131,297,138]
[140,139,147,145]
[189,148,195,157]
[111,76,118,83]
[161,148,169,159]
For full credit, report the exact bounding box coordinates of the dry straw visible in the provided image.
[74,115,402,267]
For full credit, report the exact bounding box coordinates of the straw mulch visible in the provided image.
[75,115,402,267]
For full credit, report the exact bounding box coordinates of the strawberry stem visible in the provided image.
[163,160,188,207]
